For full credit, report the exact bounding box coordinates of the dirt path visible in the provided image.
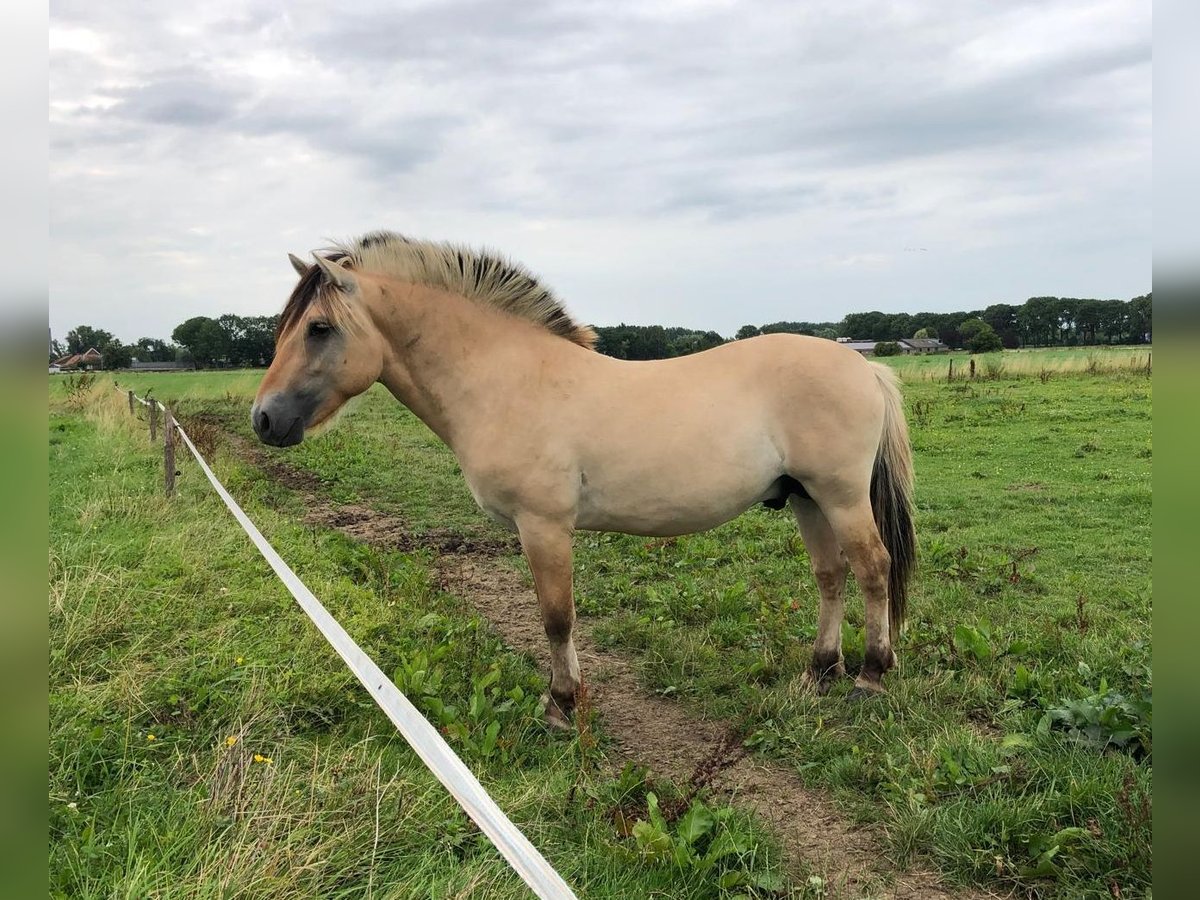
[233,440,1002,899]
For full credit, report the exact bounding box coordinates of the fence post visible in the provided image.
[947,359,954,382]
[149,400,158,442]
[164,406,176,497]
[128,390,135,415]
[969,358,976,379]
[1146,353,1152,376]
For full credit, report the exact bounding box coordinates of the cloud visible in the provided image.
[50,0,1150,340]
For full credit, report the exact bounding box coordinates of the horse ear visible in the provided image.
[312,254,357,292]
[288,253,310,276]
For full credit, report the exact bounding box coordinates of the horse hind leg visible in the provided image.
[790,495,849,693]
[819,499,896,697]
[516,515,581,729]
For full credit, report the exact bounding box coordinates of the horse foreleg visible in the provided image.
[517,516,580,729]
[822,501,895,697]
[790,496,849,693]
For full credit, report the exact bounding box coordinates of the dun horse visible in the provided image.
[252,232,915,726]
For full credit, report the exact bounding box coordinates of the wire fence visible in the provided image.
[116,386,576,900]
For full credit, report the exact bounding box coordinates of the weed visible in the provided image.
[925,539,979,581]
[910,398,934,427]
[626,793,783,894]
[1038,665,1152,758]
[953,622,993,662]
[63,372,98,407]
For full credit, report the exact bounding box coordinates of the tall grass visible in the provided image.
[884,345,1153,380]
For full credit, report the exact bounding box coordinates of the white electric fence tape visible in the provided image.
[131,391,576,899]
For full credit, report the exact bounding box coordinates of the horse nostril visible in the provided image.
[256,409,270,436]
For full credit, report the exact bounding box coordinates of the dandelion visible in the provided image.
[147,734,157,742]
[225,736,238,748]
[253,753,273,765]
[235,656,244,665]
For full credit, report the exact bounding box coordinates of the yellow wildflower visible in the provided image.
[147,734,157,742]
[235,656,244,665]
[225,736,238,748]
[253,753,273,765]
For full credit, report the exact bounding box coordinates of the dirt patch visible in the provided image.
[309,504,519,557]
[226,435,1002,898]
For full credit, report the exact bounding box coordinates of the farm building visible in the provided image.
[836,338,949,356]
[900,337,948,354]
[52,348,103,371]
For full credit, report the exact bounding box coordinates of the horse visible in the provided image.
[251,231,916,727]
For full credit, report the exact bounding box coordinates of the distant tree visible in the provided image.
[133,337,176,362]
[937,324,963,350]
[1097,298,1128,344]
[66,325,115,354]
[214,314,278,366]
[238,315,279,366]
[958,318,988,341]
[981,303,1021,348]
[735,325,761,340]
[759,321,811,335]
[667,330,725,356]
[49,338,64,361]
[912,327,932,339]
[172,316,229,367]
[873,341,902,357]
[1127,293,1152,343]
[886,313,914,340]
[817,328,839,340]
[624,325,669,360]
[965,324,1003,354]
[102,342,133,369]
[841,312,886,340]
[1018,297,1059,347]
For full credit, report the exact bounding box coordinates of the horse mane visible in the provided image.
[279,231,597,350]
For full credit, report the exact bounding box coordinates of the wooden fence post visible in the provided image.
[149,400,158,442]
[947,359,954,382]
[128,390,135,415]
[969,358,976,379]
[164,406,176,497]
[1146,353,1152,376]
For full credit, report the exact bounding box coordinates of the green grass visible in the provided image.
[49,390,789,899]
[51,345,1153,898]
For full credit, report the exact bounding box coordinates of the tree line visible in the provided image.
[53,314,279,369]
[836,294,1152,351]
[54,292,1150,369]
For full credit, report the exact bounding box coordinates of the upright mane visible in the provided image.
[281,231,597,349]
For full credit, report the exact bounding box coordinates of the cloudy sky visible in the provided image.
[50,0,1150,343]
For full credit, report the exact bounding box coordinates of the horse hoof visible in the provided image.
[801,658,846,695]
[541,693,574,730]
[847,681,886,701]
[799,669,838,696]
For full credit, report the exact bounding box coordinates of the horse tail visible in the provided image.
[868,363,916,643]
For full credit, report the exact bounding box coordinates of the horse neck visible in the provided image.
[371,280,557,447]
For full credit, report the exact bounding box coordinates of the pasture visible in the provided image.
[49,347,1151,898]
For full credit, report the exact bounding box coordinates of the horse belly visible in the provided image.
[573,443,779,537]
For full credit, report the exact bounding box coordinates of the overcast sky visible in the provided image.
[50,0,1150,343]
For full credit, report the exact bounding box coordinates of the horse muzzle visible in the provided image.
[251,396,307,447]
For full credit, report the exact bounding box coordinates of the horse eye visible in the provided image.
[307,321,332,338]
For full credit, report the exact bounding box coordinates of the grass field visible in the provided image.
[50,346,1152,898]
